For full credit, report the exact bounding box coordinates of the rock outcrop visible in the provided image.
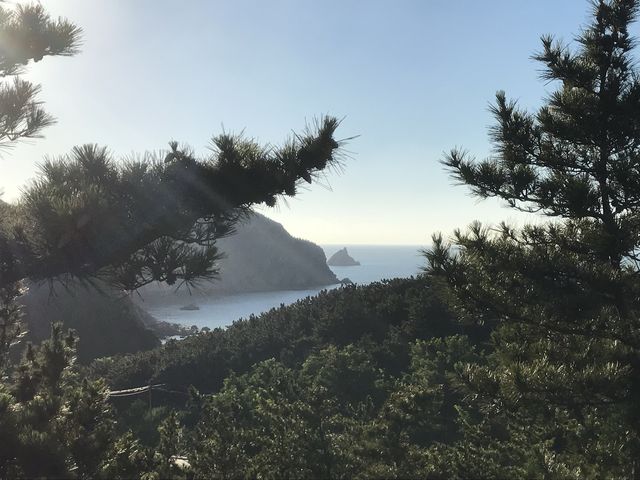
[138,213,339,301]
[327,247,360,266]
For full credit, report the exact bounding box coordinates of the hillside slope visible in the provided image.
[21,281,161,363]
[138,212,338,301]
[90,277,487,391]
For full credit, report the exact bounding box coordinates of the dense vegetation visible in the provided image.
[88,276,491,478]
[423,0,640,476]
[0,3,346,478]
[90,277,468,392]
[3,0,640,478]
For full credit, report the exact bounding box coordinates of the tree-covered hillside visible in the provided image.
[88,276,494,478]
[89,277,469,392]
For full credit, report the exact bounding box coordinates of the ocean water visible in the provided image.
[142,245,425,330]
[325,245,424,285]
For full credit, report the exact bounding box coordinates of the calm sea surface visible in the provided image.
[142,245,425,329]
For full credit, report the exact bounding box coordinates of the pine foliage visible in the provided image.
[424,0,640,475]
[0,3,81,148]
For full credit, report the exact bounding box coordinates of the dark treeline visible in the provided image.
[90,278,469,393]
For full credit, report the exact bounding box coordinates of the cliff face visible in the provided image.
[20,281,161,363]
[327,247,360,266]
[214,213,339,293]
[139,213,338,300]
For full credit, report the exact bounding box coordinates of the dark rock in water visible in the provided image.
[180,303,200,311]
[340,277,354,285]
[327,248,360,267]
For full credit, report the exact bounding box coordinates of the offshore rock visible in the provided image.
[327,247,360,266]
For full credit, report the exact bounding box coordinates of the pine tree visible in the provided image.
[0,1,81,373]
[0,2,346,368]
[0,3,81,149]
[0,2,348,477]
[425,0,640,476]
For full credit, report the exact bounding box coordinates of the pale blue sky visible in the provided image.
[2,0,632,244]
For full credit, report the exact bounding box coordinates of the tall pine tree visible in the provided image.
[0,3,348,477]
[425,0,640,476]
[0,2,82,371]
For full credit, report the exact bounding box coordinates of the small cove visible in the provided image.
[141,245,425,329]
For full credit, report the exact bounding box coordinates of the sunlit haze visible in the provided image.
[1,0,624,244]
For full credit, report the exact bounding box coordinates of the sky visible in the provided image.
[2,0,634,245]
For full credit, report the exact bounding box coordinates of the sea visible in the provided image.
[142,245,425,330]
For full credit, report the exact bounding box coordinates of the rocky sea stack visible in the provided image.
[327,247,360,266]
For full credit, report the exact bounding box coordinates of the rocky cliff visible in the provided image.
[327,247,360,266]
[20,281,162,363]
[138,213,339,301]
